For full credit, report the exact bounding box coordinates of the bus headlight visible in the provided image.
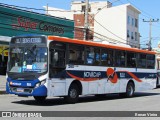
[41,80,46,85]
[35,79,46,88]
[35,82,41,88]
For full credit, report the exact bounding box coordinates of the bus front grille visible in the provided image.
[10,87,33,94]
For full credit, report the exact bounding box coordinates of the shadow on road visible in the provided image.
[11,91,160,106]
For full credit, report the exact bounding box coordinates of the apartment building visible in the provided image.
[44,1,141,48]
[94,3,141,48]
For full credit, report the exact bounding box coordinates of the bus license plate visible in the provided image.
[17,88,24,92]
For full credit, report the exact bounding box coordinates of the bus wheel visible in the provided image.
[64,84,79,104]
[34,96,46,102]
[119,82,134,98]
[126,82,134,97]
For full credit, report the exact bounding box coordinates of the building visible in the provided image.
[44,1,141,48]
[71,1,112,40]
[0,4,74,75]
[94,3,141,48]
[44,1,112,40]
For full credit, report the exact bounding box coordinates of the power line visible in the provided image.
[0,9,125,44]
[85,3,141,47]
[122,0,160,28]
[94,18,126,41]
[143,18,159,50]
[85,0,141,45]
[0,3,73,12]
[88,0,120,24]
[0,2,141,47]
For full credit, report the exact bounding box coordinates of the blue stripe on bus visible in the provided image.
[52,70,157,79]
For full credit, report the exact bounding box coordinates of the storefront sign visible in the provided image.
[0,5,74,38]
[12,17,37,31]
[12,17,64,34]
[39,22,64,34]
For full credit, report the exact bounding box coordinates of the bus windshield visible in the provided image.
[8,46,47,73]
[8,36,48,74]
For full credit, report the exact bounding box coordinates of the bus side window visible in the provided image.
[115,50,126,67]
[107,50,113,66]
[146,54,155,69]
[101,49,113,66]
[138,54,146,68]
[57,50,65,67]
[101,49,108,66]
[49,41,66,77]
[69,50,77,64]
[68,44,84,65]
[127,52,136,68]
[94,48,100,65]
[85,47,94,65]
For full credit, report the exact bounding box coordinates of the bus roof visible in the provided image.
[48,36,156,55]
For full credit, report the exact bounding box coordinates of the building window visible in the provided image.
[81,5,91,12]
[132,18,134,26]
[82,5,86,12]
[127,30,130,38]
[131,32,134,39]
[135,32,137,41]
[135,18,138,27]
[127,16,130,25]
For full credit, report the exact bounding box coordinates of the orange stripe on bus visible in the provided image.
[67,71,100,81]
[119,71,142,82]
[48,36,156,55]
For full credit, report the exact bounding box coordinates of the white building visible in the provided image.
[71,1,112,13]
[43,6,74,20]
[44,1,141,48]
[94,3,141,48]
[44,1,112,20]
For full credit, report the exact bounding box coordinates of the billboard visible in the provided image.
[0,5,74,38]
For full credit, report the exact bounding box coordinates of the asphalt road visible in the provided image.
[0,88,160,119]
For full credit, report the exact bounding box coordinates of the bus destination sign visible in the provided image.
[11,36,47,44]
[15,38,42,44]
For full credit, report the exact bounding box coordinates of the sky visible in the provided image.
[0,0,160,48]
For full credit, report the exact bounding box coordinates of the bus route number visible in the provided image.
[120,73,125,78]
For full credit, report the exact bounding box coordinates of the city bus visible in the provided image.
[6,35,157,103]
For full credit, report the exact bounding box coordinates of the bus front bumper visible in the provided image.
[6,82,47,97]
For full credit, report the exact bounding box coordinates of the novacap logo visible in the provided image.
[10,82,21,86]
[106,68,118,83]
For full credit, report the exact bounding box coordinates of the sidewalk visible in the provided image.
[0,75,7,94]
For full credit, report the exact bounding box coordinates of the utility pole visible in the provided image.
[84,0,89,40]
[143,18,159,50]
